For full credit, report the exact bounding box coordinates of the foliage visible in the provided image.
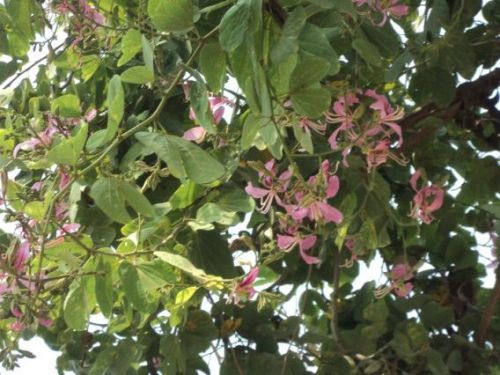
[0,0,499,374]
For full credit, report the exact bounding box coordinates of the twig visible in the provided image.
[475,265,500,347]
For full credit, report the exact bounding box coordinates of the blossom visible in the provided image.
[38,317,53,328]
[10,321,25,332]
[230,268,259,305]
[12,241,30,272]
[389,263,414,298]
[409,170,444,224]
[184,95,234,143]
[277,232,319,264]
[56,223,81,237]
[183,126,207,144]
[79,0,105,25]
[288,175,343,224]
[245,160,291,213]
[59,170,72,190]
[299,117,326,135]
[353,0,409,27]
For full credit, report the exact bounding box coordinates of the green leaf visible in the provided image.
[199,43,226,93]
[290,54,331,90]
[118,29,142,67]
[47,123,88,166]
[179,310,217,354]
[120,66,154,84]
[23,201,46,221]
[51,94,81,118]
[90,177,155,224]
[241,112,270,149]
[190,78,216,133]
[427,349,450,375]
[187,231,237,278]
[63,279,89,330]
[135,132,225,184]
[353,36,382,67]
[409,67,455,107]
[219,0,251,51]
[196,203,239,226]
[142,35,155,72]
[169,181,206,209]
[421,301,454,329]
[154,251,210,282]
[6,0,32,39]
[216,189,255,212]
[82,55,100,81]
[160,335,186,374]
[299,23,340,75]
[105,75,124,141]
[148,0,194,32]
[290,86,331,118]
[270,7,306,64]
[292,120,314,154]
[95,256,114,318]
[119,261,155,313]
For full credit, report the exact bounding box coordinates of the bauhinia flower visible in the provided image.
[287,170,343,225]
[389,263,414,298]
[409,170,444,224]
[12,241,30,272]
[245,159,292,213]
[353,0,409,26]
[230,267,259,305]
[277,231,319,264]
[183,95,234,143]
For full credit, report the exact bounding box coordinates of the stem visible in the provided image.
[80,26,219,176]
[330,248,345,352]
[475,265,500,347]
[199,0,234,15]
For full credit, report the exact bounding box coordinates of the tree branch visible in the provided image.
[401,68,500,151]
[475,265,500,347]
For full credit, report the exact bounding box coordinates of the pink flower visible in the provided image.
[364,89,404,146]
[277,232,319,264]
[299,117,326,135]
[183,126,207,144]
[231,268,259,304]
[245,160,291,213]
[354,0,409,27]
[59,170,71,190]
[389,263,414,298]
[11,306,23,318]
[10,321,25,332]
[55,201,69,221]
[79,0,105,25]
[12,241,30,272]
[288,176,343,224]
[409,170,444,224]
[56,223,81,237]
[38,317,53,328]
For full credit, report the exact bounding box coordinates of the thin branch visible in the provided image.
[475,265,500,347]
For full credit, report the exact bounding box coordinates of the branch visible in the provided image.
[401,68,500,151]
[475,265,500,347]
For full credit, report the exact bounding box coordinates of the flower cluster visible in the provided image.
[54,0,105,47]
[13,110,96,158]
[409,170,444,224]
[246,160,343,264]
[325,90,406,170]
[353,0,409,26]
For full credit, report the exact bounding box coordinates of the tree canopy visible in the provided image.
[0,0,499,373]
